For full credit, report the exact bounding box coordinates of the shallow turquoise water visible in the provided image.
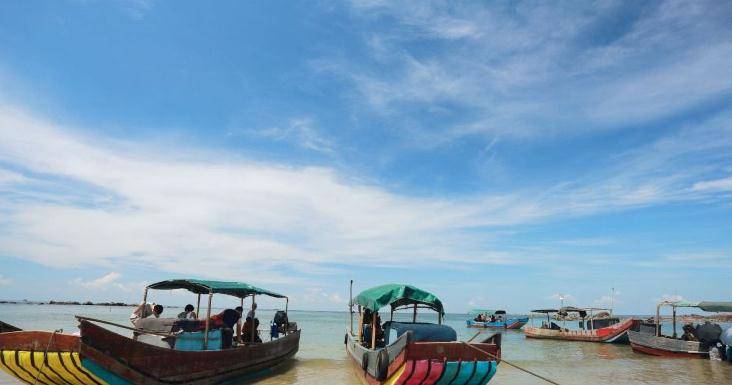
[1,304,730,384]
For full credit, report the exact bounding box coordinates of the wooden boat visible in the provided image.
[466,310,528,329]
[345,283,501,385]
[628,300,732,358]
[0,279,300,385]
[523,307,636,343]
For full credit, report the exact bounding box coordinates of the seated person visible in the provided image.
[207,308,241,348]
[241,317,262,343]
[681,323,698,341]
[490,315,496,323]
[474,314,483,322]
[177,304,197,320]
[130,303,163,327]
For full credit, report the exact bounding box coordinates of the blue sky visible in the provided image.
[0,0,731,313]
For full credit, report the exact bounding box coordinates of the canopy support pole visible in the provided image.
[196,294,201,318]
[357,306,363,343]
[390,308,393,322]
[655,303,661,337]
[203,291,213,350]
[251,295,256,343]
[349,280,354,335]
[371,313,377,349]
[412,304,417,322]
[285,297,289,335]
[672,306,677,339]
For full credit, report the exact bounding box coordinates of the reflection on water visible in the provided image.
[1,305,730,385]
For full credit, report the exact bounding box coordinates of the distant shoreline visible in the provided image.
[0,300,136,307]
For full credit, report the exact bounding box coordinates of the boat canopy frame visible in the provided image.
[654,300,732,338]
[349,283,445,350]
[142,278,290,349]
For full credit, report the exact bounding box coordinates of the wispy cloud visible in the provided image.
[331,0,732,142]
[70,272,140,292]
[0,274,12,286]
[0,103,730,283]
[249,117,335,154]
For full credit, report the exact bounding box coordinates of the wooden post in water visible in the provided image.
[203,291,213,350]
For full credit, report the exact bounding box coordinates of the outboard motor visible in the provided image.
[695,322,723,349]
[273,310,288,332]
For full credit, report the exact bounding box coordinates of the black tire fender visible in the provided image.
[361,352,369,371]
[375,349,390,381]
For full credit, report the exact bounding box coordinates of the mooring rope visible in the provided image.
[462,341,562,385]
[32,329,62,385]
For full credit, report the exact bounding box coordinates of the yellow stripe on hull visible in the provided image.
[384,363,406,385]
[0,350,108,385]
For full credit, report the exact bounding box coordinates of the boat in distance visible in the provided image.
[0,278,300,385]
[523,307,636,343]
[628,300,731,358]
[466,310,528,329]
[346,282,502,385]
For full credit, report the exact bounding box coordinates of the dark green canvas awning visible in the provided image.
[354,284,444,314]
[147,279,286,299]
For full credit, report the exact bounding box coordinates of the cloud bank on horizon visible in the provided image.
[0,0,730,312]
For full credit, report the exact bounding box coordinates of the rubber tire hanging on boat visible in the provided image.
[375,349,389,381]
[344,333,348,345]
[361,352,369,371]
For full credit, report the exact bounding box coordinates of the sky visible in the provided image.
[0,0,731,314]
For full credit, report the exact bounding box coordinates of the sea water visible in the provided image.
[1,304,731,384]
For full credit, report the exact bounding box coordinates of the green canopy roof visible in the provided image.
[664,300,732,312]
[699,301,732,312]
[147,279,286,299]
[354,284,444,314]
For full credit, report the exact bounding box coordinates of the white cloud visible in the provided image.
[692,175,732,192]
[334,0,732,142]
[548,293,575,304]
[0,274,12,286]
[594,291,621,308]
[71,272,126,290]
[248,117,335,154]
[0,104,730,283]
[657,294,685,303]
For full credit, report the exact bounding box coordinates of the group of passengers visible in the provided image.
[130,301,263,348]
[361,309,385,348]
[474,313,499,323]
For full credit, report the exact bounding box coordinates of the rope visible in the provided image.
[32,329,62,385]
[467,330,483,342]
[461,341,562,385]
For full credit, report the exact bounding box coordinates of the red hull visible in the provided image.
[524,318,636,343]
